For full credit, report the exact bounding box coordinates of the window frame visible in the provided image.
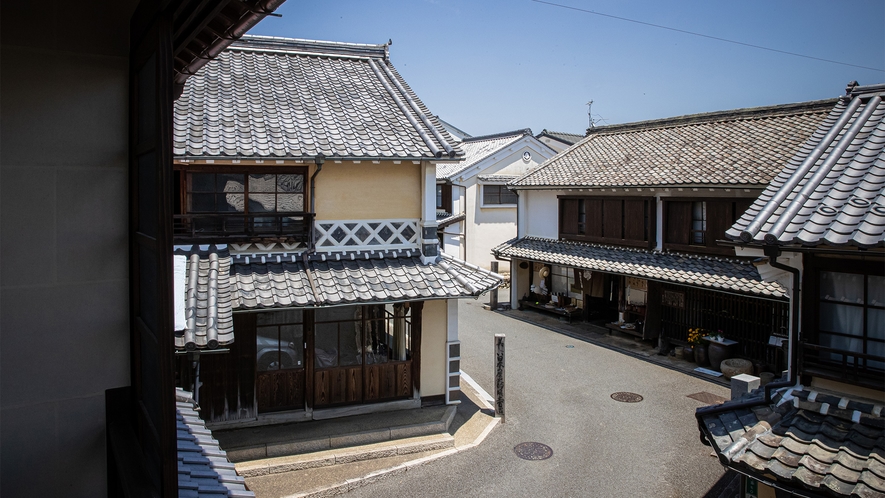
[558,195,655,249]
[481,184,518,207]
[180,166,309,216]
[801,254,885,386]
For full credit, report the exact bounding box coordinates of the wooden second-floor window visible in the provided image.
[186,170,307,215]
[664,198,752,255]
[559,197,654,249]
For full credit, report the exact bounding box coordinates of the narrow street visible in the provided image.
[346,298,732,497]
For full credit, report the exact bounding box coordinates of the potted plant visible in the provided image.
[687,328,706,365]
[705,330,738,371]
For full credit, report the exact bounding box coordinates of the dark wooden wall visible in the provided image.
[560,197,655,249]
[197,313,257,422]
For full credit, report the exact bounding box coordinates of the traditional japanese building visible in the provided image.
[495,99,837,369]
[697,81,884,498]
[172,35,502,425]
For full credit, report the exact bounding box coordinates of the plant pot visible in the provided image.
[674,346,684,359]
[708,342,732,372]
[695,343,709,367]
[683,345,695,363]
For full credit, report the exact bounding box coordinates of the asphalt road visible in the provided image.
[345,299,732,497]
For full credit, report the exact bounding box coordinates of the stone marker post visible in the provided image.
[489,261,499,310]
[495,333,505,423]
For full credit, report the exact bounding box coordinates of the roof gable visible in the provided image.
[729,83,885,248]
[174,35,461,161]
[511,100,836,189]
[436,129,552,181]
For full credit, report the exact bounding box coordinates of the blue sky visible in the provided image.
[251,0,885,137]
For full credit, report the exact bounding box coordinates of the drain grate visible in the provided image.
[687,392,727,405]
[513,442,553,461]
[611,392,643,403]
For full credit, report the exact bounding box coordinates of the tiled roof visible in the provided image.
[229,252,503,309]
[492,236,787,298]
[697,387,885,498]
[174,35,461,160]
[536,129,583,145]
[511,100,836,188]
[477,174,521,183]
[176,389,253,497]
[729,83,885,248]
[174,245,234,351]
[437,129,532,180]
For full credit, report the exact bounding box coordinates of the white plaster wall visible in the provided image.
[522,189,562,239]
[421,300,449,397]
[463,142,555,271]
[1,2,135,494]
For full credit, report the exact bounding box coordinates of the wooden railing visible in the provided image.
[800,342,885,391]
[173,212,314,245]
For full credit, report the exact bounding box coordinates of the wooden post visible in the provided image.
[489,261,499,310]
[494,333,505,423]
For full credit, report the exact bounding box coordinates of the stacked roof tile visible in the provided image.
[698,387,885,497]
[535,129,583,146]
[511,100,836,188]
[493,236,786,298]
[230,252,502,309]
[174,35,461,160]
[176,389,253,497]
[174,245,234,351]
[437,129,532,180]
[729,83,885,248]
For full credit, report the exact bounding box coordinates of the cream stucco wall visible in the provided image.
[1,2,137,493]
[314,161,421,220]
[421,299,449,397]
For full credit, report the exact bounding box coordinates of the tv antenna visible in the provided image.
[586,100,607,128]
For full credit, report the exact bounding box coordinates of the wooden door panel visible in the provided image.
[257,369,304,413]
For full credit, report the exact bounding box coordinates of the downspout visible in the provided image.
[694,244,801,447]
[310,154,325,251]
[761,245,800,403]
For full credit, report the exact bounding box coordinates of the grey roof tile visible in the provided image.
[174,245,234,351]
[176,390,253,497]
[511,101,834,188]
[229,253,502,309]
[730,84,885,248]
[437,130,532,180]
[698,387,885,497]
[535,129,583,146]
[492,236,785,298]
[175,36,461,161]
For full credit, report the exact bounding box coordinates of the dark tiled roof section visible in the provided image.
[536,129,583,145]
[477,174,521,183]
[437,129,532,180]
[174,245,234,351]
[729,84,885,248]
[174,35,461,160]
[511,100,836,188]
[230,252,503,309]
[698,387,885,498]
[176,389,254,497]
[492,236,786,298]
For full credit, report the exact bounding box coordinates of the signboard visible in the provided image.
[662,290,685,309]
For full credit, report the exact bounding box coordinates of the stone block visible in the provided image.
[266,437,330,457]
[329,428,389,449]
[731,373,760,400]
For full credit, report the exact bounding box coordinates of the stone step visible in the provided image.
[222,405,456,463]
[235,433,455,478]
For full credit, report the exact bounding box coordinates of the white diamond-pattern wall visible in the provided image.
[315,219,420,251]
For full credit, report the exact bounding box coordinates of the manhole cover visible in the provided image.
[611,392,643,403]
[513,442,553,461]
